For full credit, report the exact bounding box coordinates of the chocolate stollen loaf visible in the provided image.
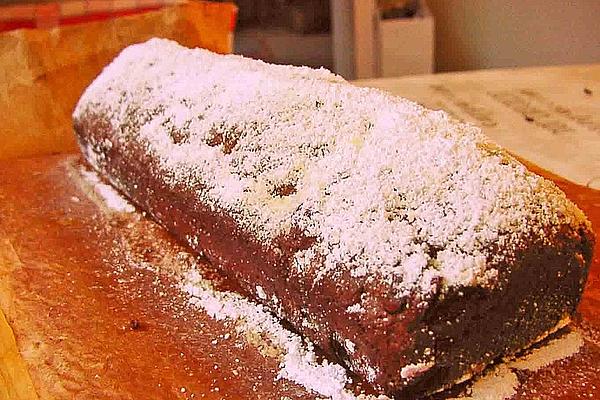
[73,39,594,397]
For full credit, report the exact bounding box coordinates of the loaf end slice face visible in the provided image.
[72,39,595,397]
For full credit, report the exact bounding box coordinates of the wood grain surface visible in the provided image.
[0,154,598,399]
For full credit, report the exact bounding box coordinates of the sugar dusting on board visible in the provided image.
[508,330,584,372]
[454,364,519,400]
[73,38,590,298]
[181,269,390,400]
[79,168,135,213]
[453,330,584,400]
[181,266,585,400]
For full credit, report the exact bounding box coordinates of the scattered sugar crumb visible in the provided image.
[400,361,434,380]
[456,329,584,399]
[346,303,365,314]
[256,285,267,300]
[344,339,356,354]
[455,364,518,400]
[508,330,583,372]
[79,168,135,213]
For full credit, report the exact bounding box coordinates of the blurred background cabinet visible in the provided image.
[233,0,600,80]
[232,0,435,78]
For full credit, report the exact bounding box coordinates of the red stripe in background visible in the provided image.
[230,7,238,31]
[0,19,37,32]
[58,6,162,26]
[0,3,163,33]
[0,2,238,33]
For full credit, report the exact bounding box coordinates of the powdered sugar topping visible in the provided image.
[74,38,588,296]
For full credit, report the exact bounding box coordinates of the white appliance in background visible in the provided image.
[333,0,434,79]
[378,0,434,77]
[232,0,434,80]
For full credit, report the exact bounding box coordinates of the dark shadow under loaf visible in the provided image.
[73,39,594,397]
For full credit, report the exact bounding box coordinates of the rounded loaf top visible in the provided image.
[74,38,591,298]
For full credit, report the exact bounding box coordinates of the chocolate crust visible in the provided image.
[73,110,593,397]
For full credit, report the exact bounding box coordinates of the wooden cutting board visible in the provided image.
[0,152,598,399]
